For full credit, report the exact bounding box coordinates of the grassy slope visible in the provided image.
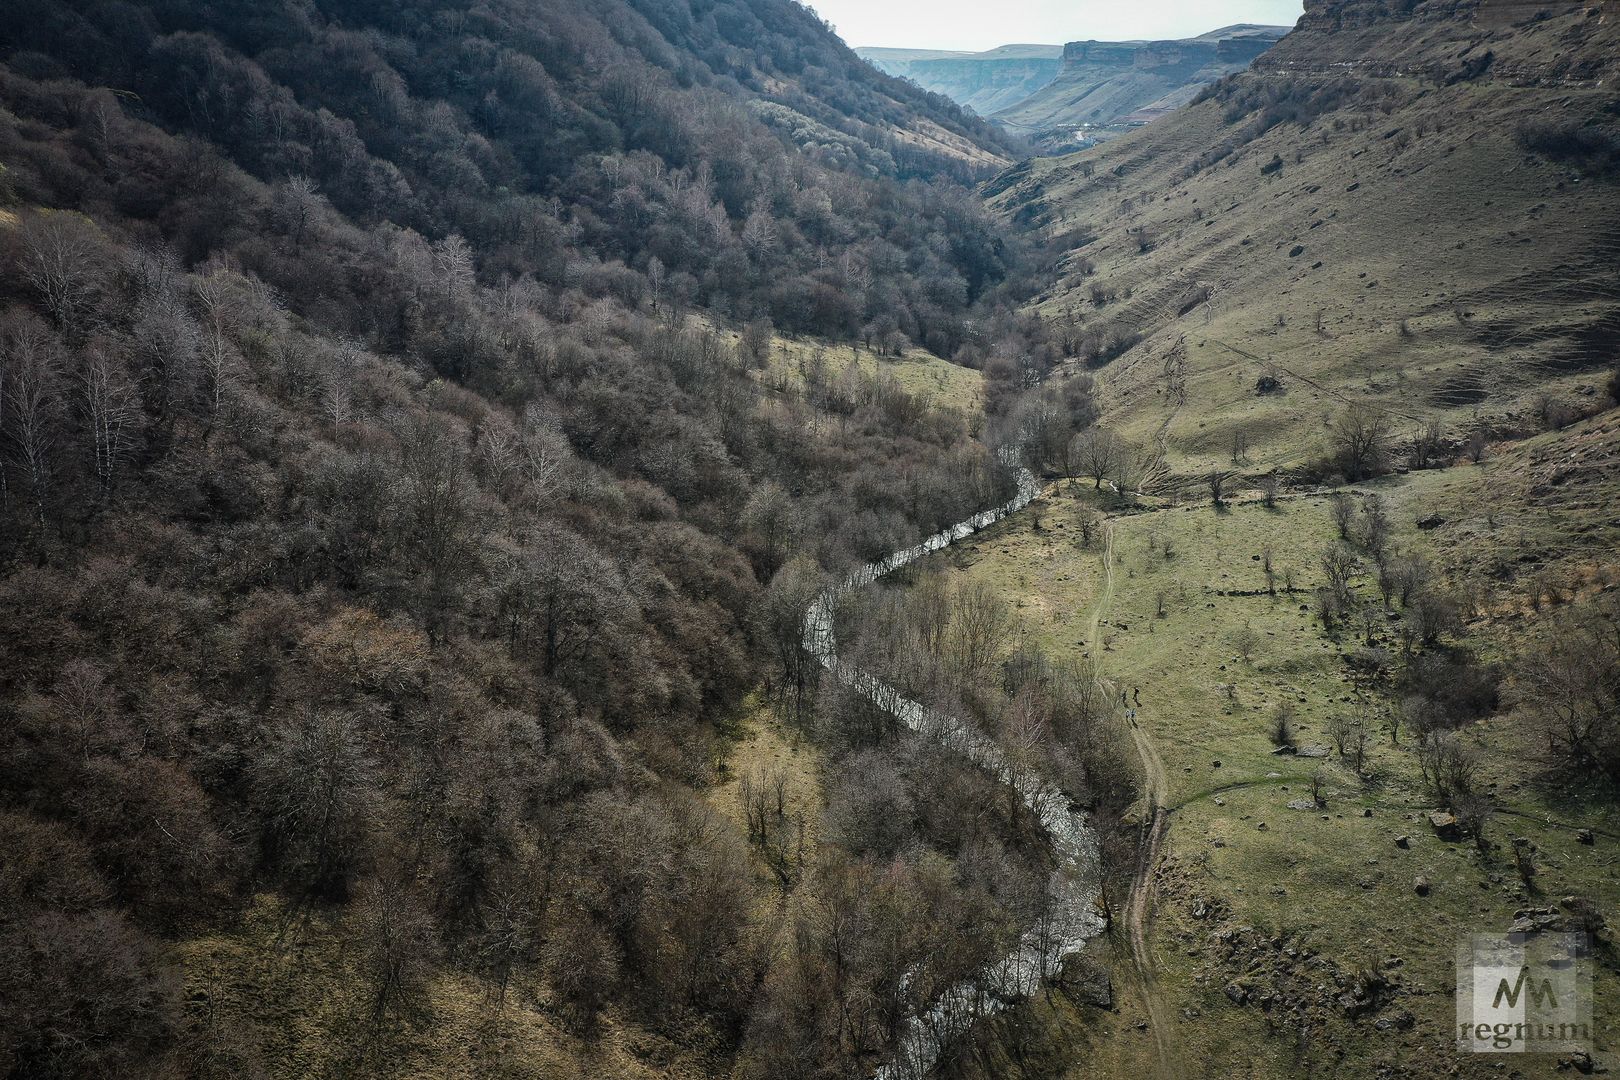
[755,334,987,417]
[921,461,1619,1077]
[994,48,1277,141]
[989,4,1620,479]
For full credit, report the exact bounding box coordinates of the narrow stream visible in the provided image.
[802,453,1106,1079]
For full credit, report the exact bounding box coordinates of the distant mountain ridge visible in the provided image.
[857,44,1065,117]
[859,26,1292,151]
[995,25,1292,150]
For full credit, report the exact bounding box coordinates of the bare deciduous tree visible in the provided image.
[253,709,377,900]
[1,315,63,523]
[1072,427,1123,490]
[79,344,136,498]
[949,581,1011,689]
[1417,733,1478,804]
[1512,596,1620,783]
[1328,403,1393,481]
[17,212,103,334]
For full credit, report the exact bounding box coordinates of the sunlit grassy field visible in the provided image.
[925,477,1619,1079]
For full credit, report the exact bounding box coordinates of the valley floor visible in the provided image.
[914,461,1619,1078]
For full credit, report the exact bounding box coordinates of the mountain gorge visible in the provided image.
[993,25,1291,150]
[0,3,1096,1078]
[2,0,1618,1078]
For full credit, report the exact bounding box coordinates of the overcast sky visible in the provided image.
[809,0,1306,51]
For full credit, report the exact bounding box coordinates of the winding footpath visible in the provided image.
[1092,520,1181,1079]
[802,455,1106,1080]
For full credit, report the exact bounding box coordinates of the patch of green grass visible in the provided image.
[926,486,1620,1078]
[755,334,985,416]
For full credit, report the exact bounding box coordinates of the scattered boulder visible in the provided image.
[1224,982,1248,1004]
[1414,876,1431,896]
[1509,907,1562,934]
[1557,1050,1595,1074]
[1560,895,1608,936]
[1256,374,1282,394]
[1289,244,1305,257]
[1417,514,1447,530]
[1429,810,1461,841]
[1578,828,1595,845]
[1395,835,1411,849]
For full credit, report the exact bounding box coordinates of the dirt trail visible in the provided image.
[1090,520,1182,1079]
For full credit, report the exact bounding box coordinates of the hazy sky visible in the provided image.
[810,0,1306,51]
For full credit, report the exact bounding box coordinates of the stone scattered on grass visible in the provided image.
[1429,810,1461,841]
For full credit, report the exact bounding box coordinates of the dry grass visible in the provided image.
[173,895,722,1080]
[754,333,985,416]
[919,482,1620,1078]
[992,54,1620,480]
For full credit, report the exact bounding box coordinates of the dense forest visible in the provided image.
[0,2,1105,1078]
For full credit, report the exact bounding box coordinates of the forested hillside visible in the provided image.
[0,3,1101,1078]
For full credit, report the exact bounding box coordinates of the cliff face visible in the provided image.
[908,56,1066,115]
[1060,38,1275,70]
[997,27,1290,149]
[1257,0,1620,83]
[857,45,1064,117]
